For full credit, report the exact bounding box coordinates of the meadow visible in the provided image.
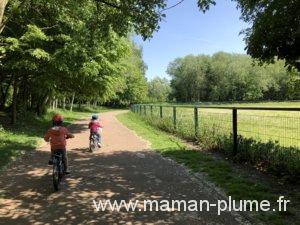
[133,101,300,177]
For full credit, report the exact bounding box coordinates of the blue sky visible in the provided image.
[134,0,248,80]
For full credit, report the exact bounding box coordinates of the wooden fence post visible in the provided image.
[232,108,238,155]
[150,105,153,115]
[173,106,177,130]
[194,107,199,138]
[160,106,163,118]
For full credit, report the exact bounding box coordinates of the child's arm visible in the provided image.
[44,130,51,142]
[65,128,74,139]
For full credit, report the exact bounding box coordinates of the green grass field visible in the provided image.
[133,102,300,177]
[0,106,110,169]
[139,101,300,148]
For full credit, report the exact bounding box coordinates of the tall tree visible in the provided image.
[148,77,171,102]
[167,52,300,102]
[198,0,300,70]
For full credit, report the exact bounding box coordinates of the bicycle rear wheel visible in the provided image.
[89,139,96,152]
[53,163,60,191]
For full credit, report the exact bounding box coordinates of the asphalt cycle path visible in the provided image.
[0,111,251,225]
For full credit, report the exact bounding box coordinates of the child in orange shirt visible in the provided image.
[44,114,74,174]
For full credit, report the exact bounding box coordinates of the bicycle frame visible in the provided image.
[52,152,64,191]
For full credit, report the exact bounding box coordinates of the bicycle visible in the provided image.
[52,151,65,191]
[89,133,100,152]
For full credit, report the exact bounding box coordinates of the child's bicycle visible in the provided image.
[89,133,100,152]
[52,152,65,191]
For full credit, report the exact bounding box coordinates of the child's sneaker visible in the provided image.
[98,142,102,148]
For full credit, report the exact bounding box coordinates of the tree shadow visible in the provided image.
[0,139,36,170]
[0,148,243,224]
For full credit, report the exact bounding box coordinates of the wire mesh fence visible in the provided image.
[131,104,300,176]
[132,104,300,148]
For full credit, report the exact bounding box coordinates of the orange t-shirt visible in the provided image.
[44,126,73,150]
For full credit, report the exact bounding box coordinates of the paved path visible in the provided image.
[0,111,251,225]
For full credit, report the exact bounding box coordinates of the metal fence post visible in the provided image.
[144,105,146,115]
[232,108,238,155]
[194,107,199,138]
[173,106,177,130]
[160,106,163,118]
[139,105,142,115]
[150,105,153,116]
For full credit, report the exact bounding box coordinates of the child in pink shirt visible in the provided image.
[88,115,103,147]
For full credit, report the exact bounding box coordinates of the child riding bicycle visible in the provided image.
[88,114,103,147]
[44,114,74,174]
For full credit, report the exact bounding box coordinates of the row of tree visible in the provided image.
[1,0,299,122]
[167,52,300,102]
[0,0,154,123]
[1,0,299,70]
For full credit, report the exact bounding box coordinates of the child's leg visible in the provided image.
[62,149,68,172]
[48,149,54,165]
[96,132,101,143]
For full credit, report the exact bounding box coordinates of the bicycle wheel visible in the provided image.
[94,138,99,150]
[53,163,59,191]
[59,161,64,179]
[89,139,96,152]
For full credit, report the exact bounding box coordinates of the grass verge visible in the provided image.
[0,106,110,169]
[117,112,299,225]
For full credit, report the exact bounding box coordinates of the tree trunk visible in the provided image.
[0,0,8,33]
[52,99,55,110]
[63,96,66,110]
[36,95,49,116]
[69,93,75,112]
[11,80,18,125]
[0,78,12,109]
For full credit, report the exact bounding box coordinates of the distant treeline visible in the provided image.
[167,52,300,102]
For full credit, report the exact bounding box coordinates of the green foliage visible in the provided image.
[167,52,300,102]
[110,42,148,106]
[197,0,300,70]
[147,77,171,102]
[0,0,150,119]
